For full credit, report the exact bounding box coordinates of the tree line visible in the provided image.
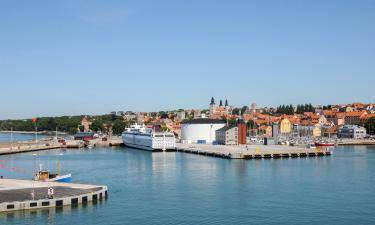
[276,104,315,115]
[0,114,131,135]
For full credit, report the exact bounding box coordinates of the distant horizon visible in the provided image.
[1,0,374,119]
[1,100,373,120]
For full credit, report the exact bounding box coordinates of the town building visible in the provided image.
[176,111,186,121]
[345,111,367,125]
[337,125,367,139]
[181,118,226,144]
[312,125,322,137]
[74,132,95,141]
[81,117,92,132]
[280,118,292,134]
[193,110,202,119]
[209,97,231,119]
[215,126,238,145]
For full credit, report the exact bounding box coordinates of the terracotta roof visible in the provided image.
[345,111,366,117]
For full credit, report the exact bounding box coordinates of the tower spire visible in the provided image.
[210,97,215,105]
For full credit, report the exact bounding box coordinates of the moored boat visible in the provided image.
[34,162,72,183]
[315,142,335,147]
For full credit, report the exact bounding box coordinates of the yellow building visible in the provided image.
[265,126,272,137]
[280,118,292,134]
[313,125,322,137]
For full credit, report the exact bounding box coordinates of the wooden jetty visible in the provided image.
[176,143,331,159]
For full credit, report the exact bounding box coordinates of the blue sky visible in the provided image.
[1,0,374,119]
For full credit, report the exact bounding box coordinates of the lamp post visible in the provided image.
[31,153,38,200]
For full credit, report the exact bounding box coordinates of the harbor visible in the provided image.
[0,179,107,213]
[1,145,374,225]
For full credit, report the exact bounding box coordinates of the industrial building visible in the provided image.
[181,118,226,144]
[337,125,367,139]
[215,126,238,145]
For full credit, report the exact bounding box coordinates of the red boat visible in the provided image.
[315,142,335,147]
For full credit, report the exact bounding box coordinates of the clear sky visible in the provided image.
[1,0,374,119]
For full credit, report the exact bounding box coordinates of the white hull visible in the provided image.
[122,132,176,151]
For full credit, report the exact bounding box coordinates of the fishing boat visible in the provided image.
[34,161,72,183]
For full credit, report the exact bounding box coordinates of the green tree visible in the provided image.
[232,108,240,115]
[365,118,375,134]
[68,127,78,135]
[90,119,104,132]
[228,118,237,126]
[112,119,127,135]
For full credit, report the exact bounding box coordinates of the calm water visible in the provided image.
[0,132,47,143]
[0,143,374,225]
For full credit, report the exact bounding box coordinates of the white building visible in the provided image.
[181,118,226,144]
[337,125,367,139]
[215,126,238,145]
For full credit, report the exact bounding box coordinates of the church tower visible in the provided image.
[209,97,217,117]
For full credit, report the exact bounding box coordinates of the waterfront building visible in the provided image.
[215,126,238,145]
[74,132,95,141]
[280,118,292,134]
[181,118,225,143]
[312,125,322,137]
[337,125,367,139]
[81,117,92,132]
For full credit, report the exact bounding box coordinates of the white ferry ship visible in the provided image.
[121,124,176,151]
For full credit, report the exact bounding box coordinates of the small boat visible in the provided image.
[315,142,335,147]
[307,143,316,149]
[34,162,72,183]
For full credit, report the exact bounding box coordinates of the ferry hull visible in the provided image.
[122,133,176,151]
[124,143,155,151]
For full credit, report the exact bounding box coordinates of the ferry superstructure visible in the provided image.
[121,124,176,151]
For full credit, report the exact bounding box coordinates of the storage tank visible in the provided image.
[181,118,226,143]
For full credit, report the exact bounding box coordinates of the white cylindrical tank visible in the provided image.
[181,119,226,143]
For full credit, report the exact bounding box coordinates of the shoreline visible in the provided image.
[0,131,66,135]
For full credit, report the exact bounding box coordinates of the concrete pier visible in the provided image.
[0,179,107,213]
[176,143,331,159]
[0,142,62,156]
